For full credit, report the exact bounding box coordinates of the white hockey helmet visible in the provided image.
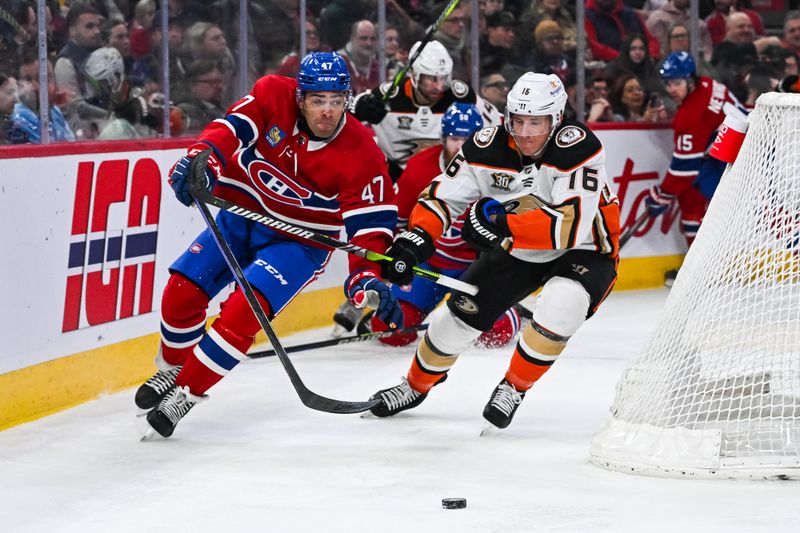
[504,72,568,137]
[408,40,453,88]
[85,47,125,93]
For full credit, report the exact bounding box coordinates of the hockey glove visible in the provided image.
[381,227,436,286]
[168,143,222,207]
[462,197,510,252]
[353,91,389,124]
[644,185,676,217]
[345,271,404,329]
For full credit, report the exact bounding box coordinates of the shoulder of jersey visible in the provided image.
[461,126,519,168]
[541,120,603,172]
[432,79,477,111]
[379,80,416,112]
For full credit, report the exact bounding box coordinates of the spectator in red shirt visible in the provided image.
[705,0,764,47]
[585,0,661,61]
[781,11,800,56]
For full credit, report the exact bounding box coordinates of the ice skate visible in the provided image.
[134,349,182,413]
[144,385,206,439]
[482,379,526,429]
[368,377,428,417]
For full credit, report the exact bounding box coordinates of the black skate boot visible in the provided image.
[369,377,428,417]
[332,300,362,337]
[482,379,526,429]
[135,350,182,411]
[144,385,206,439]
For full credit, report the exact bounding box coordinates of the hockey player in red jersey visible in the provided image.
[645,52,747,284]
[367,73,620,430]
[135,52,401,438]
[368,102,521,348]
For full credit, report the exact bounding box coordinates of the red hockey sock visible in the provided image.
[160,273,210,366]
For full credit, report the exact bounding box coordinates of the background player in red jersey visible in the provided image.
[645,51,747,284]
[366,102,521,348]
[135,52,402,438]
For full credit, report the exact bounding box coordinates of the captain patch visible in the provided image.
[266,125,286,147]
[555,126,585,148]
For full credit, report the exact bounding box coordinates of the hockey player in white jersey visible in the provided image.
[352,40,495,181]
[367,72,621,430]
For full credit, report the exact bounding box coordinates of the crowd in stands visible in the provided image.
[0,0,797,144]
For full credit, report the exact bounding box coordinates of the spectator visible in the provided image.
[608,73,666,122]
[252,0,298,74]
[705,0,764,47]
[523,20,573,83]
[177,60,226,134]
[605,33,667,101]
[760,44,799,79]
[585,0,661,61]
[586,75,615,122]
[54,4,105,139]
[479,71,509,112]
[152,17,187,87]
[384,24,404,80]
[13,47,75,143]
[433,0,471,80]
[482,0,506,16]
[185,21,236,105]
[518,0,578,53]
[480,11,517,73]
[130,0,155,60]
[742,63,779,110]
[662,22,716,78]
[274,18,328,78]
[0,73,25,144]
[781,11,800,56]
[646,0,712,61]
[338,19,380,95]
[320,0,372,51]
[107,19,132,73]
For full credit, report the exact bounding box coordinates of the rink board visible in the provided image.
[0,126,684,430]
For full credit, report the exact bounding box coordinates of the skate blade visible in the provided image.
[359,411,377,419]
[136,408,150,418]
[480,421,500,437]
[140,427,161,442]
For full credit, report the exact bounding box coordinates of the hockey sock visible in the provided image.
[505,320,567,391]
[160,273,211,366]
[176,288,272,396]
[372,301,425,347]
[407,333,457,393]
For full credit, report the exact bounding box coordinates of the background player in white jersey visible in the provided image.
[134,53,401,438]
[367,73,621,430]
[351,40,486,181]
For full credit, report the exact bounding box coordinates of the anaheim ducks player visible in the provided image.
[367,72,621,430]
[351,40,482,181]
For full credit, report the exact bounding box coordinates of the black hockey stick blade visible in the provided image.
[249,323,430,359]
[619,210,650,249]
[188,150,380,414]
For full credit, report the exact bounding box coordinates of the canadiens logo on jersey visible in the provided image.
[397,116,413,130]
[248,159,312,207]
[556,126,586,148]
[491,172,515,191]
[266,125,285,147]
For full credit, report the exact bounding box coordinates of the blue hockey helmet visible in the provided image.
[660,51,696,81]
[296,51,351,93]
[441,102,484,138]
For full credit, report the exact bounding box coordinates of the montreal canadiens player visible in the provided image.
[367,73,621,430]
[135,52,401,438]
[368,101,521,348]
[644,51,747,285]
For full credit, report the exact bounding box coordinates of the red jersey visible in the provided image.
[396,145,475,270]
[661,76,746,197]
[195,75,397,275]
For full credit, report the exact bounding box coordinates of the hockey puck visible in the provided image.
[442,498,467,509]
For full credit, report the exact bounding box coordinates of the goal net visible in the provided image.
[590,92,800,480]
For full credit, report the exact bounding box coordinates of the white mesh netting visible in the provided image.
[590,92,800,480]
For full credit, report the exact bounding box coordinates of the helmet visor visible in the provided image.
[507,114,552,137]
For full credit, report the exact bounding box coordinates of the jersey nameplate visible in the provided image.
[555,126,586,148]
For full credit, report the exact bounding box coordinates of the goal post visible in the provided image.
[590,92,800,480]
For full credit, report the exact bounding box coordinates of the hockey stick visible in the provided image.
[619,210,650,249]
[188,152,380,414]
[249,304,534,359]
[189,170,478,296]
[249,323,430,359]
[382,0,462,101]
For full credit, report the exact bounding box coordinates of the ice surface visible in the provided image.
[2,289,799,533]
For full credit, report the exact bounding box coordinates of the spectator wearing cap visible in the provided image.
[480,11,516,74]
[781,11,800,56]
[479,71,509,113]
[522,20,573,84]
[585,0,660,61]
[518,0,577,53]
[646,0,712,61]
